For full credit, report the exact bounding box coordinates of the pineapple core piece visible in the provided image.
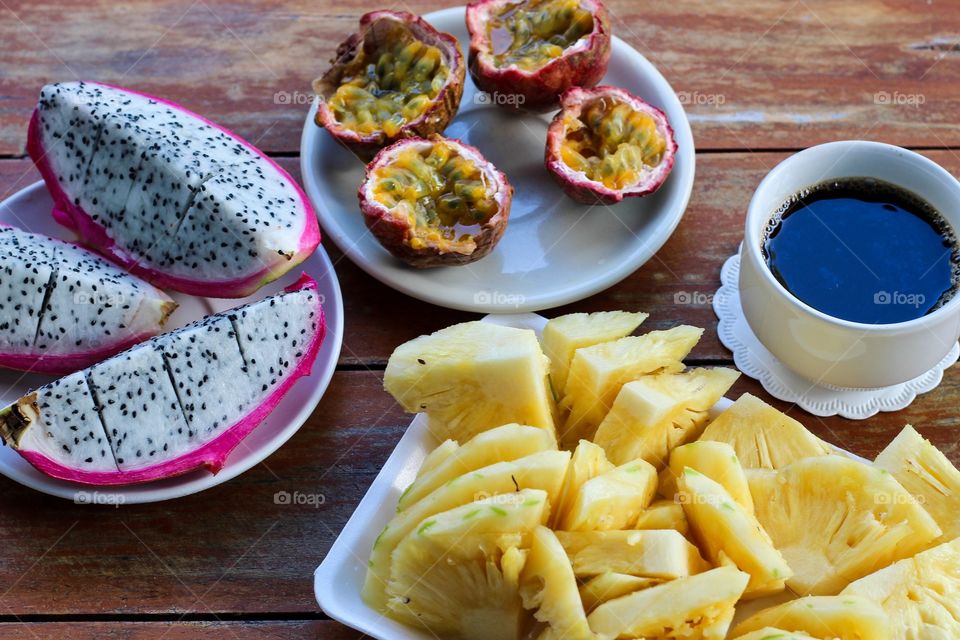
[559,457,658,531]
[519,526,593,640]
[578,572,662,612]
[550,439,614,528]
[659,440,754,513]
[731,595,890,640]
[556,529,709,579]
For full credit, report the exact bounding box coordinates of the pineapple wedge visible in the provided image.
[542,311,647,397]
[384,321,556,442]
[550,440,615,528]
[749,456,942,595]
[592,367,740,467]
[699,393,831,469]
[842,537,960,639]
[364,450,571,609]
[559,326,703,447]
[398,424,556,511]
[732,629,817,640]
[385,490,549,640]
[678,468,791,598]
[579,573,662,612]
[560,458,658,530]
[634,499,689,535]
[519,526,593,640]
[659,440,754,513]
[875,424,960,543]
[417,439,459,478]
[556,529,709,579]
[587,565,749,639]
[731,595,890,640]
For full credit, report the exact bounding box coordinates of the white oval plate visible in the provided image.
[0,182,344,504]
[300,6,695,313]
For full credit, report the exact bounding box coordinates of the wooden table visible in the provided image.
[0,0,958,636]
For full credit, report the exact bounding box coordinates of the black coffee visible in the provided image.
[763,177,959,324]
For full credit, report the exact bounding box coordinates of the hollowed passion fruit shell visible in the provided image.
[313,11,466,161]
[466,0,611,111]
[545,86,677,204]
[358,137,513,267]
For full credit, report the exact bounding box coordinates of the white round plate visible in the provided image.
[300,6,695,313]
[0,182,344,504]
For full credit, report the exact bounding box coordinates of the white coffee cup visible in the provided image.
[739,140,960,389]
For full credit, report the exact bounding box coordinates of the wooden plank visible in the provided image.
[1,0,960,155]
[0,620,349,639]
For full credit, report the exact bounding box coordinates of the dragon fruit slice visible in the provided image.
[0,274,325,485]
[28,81,321,298]
[0,226,175,374]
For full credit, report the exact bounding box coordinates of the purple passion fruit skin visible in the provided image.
[545,86,677,204]
[466,0,611,112]
[357,137,513,267]
[313,11,466,161]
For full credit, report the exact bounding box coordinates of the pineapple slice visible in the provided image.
[364,450,570,609]
[417,439,459,478]
[587,565,749,639]
[592,367,740,467]
[560,458,658,530]
[749,455,941,595]
[556,529,709,579]
[699,393,831,469]
[519,526,593,640]
[550,440,614,528]
[659,440,754,513]
[385,490,549,640]
[678,468,791,598]
[542,311,647,396]
[398,424,556,511]
[842,537,960,639]
[384,321,556,442]
[875,424,960,543]
[634,499,689,535]
[732,629,817,640]
[731,595,890,640]
[579,572,662,612]
[558,326,703,447]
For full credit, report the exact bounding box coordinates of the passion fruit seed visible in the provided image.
[372,143,500,250]
[488,0,594,71]
[330,27,450,137]
[560,98,667,190]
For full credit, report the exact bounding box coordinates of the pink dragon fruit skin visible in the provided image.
[0,274,326,486]
[27,82,321,298]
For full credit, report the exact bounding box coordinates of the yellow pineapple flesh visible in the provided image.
[633,499,689,535]
[519,526,593,640]
[578,572,662,612]
[731,595,890,640]
[560,458,658,531]
[732,629,817,640]
[417,438,459,478]
[550,440,614,528]
[555,529,709,579]
[659,440,754,513]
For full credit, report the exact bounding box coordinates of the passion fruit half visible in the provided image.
[466,0,611,111]
[358,136,513,267]
[545,86,677,204]
[313,11,466,160]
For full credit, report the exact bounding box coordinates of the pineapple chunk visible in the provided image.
[579,572,662,612]
[749,456,942,595]
[385,321,556,442]
[875,424,960,543]
[398,424,556,511]
[678,468,791,598]
[560,458,658,530]
[542,311,647,396]
[519,526,593,640]
[556,529,709,579]
[364,450,570,609]
[732,629,817,640]
[587,565,749,639]
[699,393,831,469]
[559,326,703,447]
[634,499,689,535]
[385,490,549,640]
[417,439,459,478]
[550,440,614,528]
[842,537,960,639]
[592,367,740,467]
[659,440,754,513]
[731,595,890,640]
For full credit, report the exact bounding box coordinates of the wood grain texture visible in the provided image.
[0,621,348,639]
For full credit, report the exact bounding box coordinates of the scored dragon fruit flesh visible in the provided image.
[0,274,325,485]
[0,226,175,374]
[28,81,321,298]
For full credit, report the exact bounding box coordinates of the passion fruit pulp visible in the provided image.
[546,86,677,204]
[466,0,611,111]
[313,11,465,160]
[358,137,513,267]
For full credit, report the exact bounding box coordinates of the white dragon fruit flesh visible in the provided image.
[0,225,175,374]
[28,81,321,298]
[0,274,325,485]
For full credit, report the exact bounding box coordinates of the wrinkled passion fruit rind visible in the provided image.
[358,137,513,267]
[314,11,465,160]
[545,86,677,204]
[466,0,611,112]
